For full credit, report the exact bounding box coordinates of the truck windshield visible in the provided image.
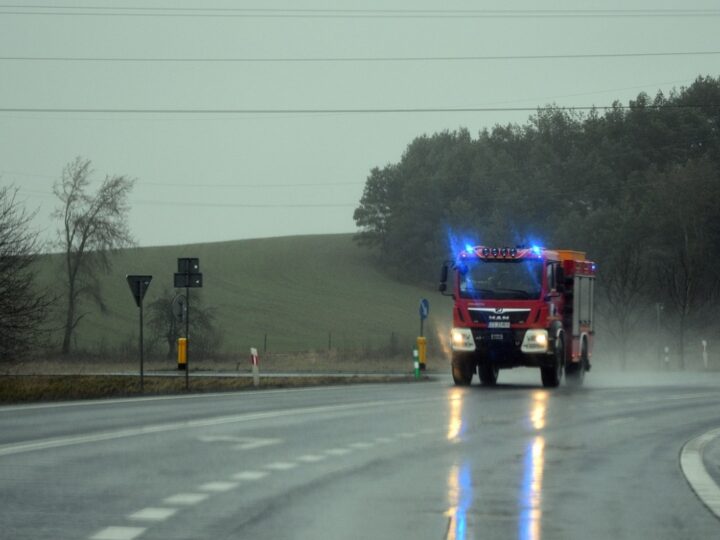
[458,259,543,300]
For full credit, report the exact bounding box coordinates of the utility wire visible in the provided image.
[1,105,717,115]
[2,51,719,63]
[1,6,719,18]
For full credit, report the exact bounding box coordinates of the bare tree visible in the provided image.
[0,185,50,360]
[53,157,135,354]
[148,288,222,361]
[650,159,720,368]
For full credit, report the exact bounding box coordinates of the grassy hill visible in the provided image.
[36,234,452,361]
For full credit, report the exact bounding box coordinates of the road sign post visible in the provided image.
[126,275,152,392]
[174,258,203,390]
[419,298,429,337]
[418,299,429,371]
[250,347,260,387]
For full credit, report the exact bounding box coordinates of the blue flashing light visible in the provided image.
[465,244,474,254]
[531,245,542,256]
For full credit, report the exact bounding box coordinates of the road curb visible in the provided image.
[680,426,720,519]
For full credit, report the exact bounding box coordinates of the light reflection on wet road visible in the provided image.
[1,372,720,539]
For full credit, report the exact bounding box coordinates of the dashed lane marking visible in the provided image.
[680,427,720,519]
[298,454,327,463]
[265,461,297,471]
[325,448,351,456]
[198,436,283,451]
[90,526,146,540]
[0,396,442,457]
[163,493,209,506]
[198,481,239,492]
[399,432,419,439]
[232,471,269,481]
[128,507,178,522]
[374,437,394,444]
[349,442,374,449]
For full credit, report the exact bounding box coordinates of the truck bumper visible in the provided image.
[470,328,555,368]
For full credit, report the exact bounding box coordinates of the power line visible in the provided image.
[0,6,719,18]
[0,105,716,115]
[2,51,718,63]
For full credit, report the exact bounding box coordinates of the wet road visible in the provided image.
[1,370,719,539]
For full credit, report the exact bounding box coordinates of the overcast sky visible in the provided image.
[0,1,718,249]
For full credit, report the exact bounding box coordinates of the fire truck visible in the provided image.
[439,245,595,387]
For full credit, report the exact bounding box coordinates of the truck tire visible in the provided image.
[451,353,474,386]
[566,340,586,386]
[478,363,499,386]
[541,333,564,388]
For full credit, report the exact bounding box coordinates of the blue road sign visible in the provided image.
[419,298,430,320]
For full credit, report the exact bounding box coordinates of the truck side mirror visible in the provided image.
[439,262,449,292]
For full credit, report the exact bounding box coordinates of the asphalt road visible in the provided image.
[1,369,719,540]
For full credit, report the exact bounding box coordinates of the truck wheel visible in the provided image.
[478,363,499,386]
[541,333,564,388]
[566,341,586,386]
[451,353,474,386]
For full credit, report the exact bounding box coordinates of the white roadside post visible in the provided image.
[250,347,260,387]
[664,346,670,369]
[702,340,708,370]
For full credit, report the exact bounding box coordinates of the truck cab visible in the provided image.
[439,245,595,388]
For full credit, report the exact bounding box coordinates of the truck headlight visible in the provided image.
[451,328,476,352]
[521,329,549,353]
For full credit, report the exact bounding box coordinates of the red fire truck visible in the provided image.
[439,245,595,387]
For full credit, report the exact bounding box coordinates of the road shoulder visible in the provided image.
[681,427,720,519]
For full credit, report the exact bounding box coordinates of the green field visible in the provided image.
[36,234,452,361]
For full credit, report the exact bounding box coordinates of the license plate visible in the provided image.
[488,321,510,329]
[491,334,504,340]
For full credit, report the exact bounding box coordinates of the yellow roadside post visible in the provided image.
[417,336,427,371]
[418,299,429,371]
[177,337,187,370]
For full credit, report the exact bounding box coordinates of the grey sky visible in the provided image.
[0,1,718,248]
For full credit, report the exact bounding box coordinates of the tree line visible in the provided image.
[353,75,720,368]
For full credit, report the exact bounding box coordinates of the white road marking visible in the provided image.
[374,437,394,444]
[90,526,146,540]
[349,442,374,449]
[680,427,720,519]
[198,481,239,492]
[265,461,297,471]
[298,454,327,463]
[0,397,441,457]
[399,432,418,439]
[128,507,178,521]
[325,448,351,456]
[232,470,268,481]
[234,438,283,450]
[163,493,209,505]
[0,383,384,413]
[197,436,282,451]
[606,417,637,426]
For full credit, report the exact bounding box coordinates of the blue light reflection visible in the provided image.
[519,392,547,540]
[446,462,473,540]
[519,436,545,540]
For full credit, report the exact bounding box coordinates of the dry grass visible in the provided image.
[0,373,427,404]
[2,350,448,376]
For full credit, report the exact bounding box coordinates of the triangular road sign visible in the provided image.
[126,275,152,307]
